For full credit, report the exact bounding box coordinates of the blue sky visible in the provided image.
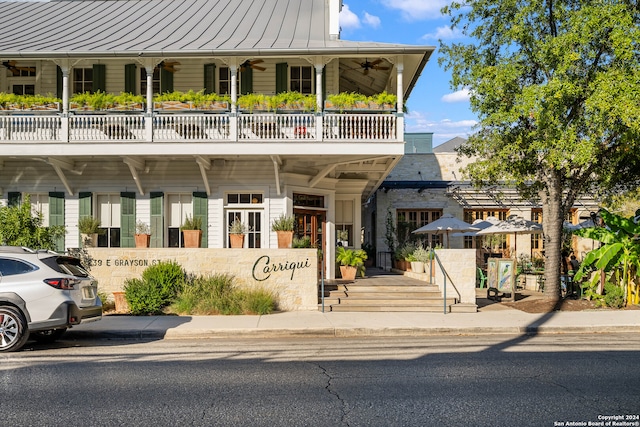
[339,0,476,147]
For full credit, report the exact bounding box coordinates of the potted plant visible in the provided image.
[134,220,151,248]
[153,90,230,111]
[237,93,269,113]
[229,219,247,248]
[292,236,312,248]
[0,93,61,111]
[78,216,104,247]
[180,215,202,248]
[271,214,295,248]
[336,246,368,280]
[410,247,432,274]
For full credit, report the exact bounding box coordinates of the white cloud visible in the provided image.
[405,111,477,145]
[340,4,361,30]
[441,88,471,103]
[422,25,463,41]
[363,12,381,28]
[380,0,449,21]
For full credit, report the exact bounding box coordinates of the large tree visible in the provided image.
[439,0,640,298]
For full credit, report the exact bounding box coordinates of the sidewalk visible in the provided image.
[67,307,640,341]
[67,270,640,341]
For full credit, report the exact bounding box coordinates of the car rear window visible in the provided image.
[41,256,90,278]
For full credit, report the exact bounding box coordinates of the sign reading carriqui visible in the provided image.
[252,255,312,281]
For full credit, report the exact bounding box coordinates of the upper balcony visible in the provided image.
[0,92,404,157]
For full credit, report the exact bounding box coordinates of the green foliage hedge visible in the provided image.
[124,261,186,315]
[123,262,277,315]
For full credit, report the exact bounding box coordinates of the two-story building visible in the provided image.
[0,0,433,281]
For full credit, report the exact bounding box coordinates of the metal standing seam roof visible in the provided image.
[0,0,432,58]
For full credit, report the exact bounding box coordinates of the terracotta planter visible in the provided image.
[113,292,129,313]
[339,265,357,281]
[183,230,202,248]
[276,231,294,248]
[134,234,150,248]
[229,233,245,248]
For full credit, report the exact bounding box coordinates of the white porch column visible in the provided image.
[229,65,238,140]
[396,58,404,141]
[145,65,154,141]
[315,64,324,142]
[60,63,70,141]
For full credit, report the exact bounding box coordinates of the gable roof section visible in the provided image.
[0,0,431,57]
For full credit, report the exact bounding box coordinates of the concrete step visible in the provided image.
[341,291,442,298]
[333,298,457,306]
[327,304,452,313]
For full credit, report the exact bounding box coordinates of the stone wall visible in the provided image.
[84,248,318,311]
[433,249,476,306]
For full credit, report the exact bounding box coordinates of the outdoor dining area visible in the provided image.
[411,213,545,300]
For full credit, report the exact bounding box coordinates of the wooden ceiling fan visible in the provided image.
[159,60,180,73]
[2,60,36,76]
[239,59,266,72]
[353,58,389,75]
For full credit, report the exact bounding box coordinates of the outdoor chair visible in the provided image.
[476,267,487,288]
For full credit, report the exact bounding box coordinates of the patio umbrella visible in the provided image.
[563,218,597,231]
[412,214,479,248]
[451,216,501,237]
[476,215,542,257]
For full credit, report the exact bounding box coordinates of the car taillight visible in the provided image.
[44,278,76,290]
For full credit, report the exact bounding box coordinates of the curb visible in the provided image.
[64,325,640,341]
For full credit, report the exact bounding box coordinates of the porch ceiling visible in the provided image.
[0,154,398,202]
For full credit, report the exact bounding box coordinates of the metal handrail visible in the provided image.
[428,249,462,314]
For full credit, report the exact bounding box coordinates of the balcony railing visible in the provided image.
[0,111,400,143]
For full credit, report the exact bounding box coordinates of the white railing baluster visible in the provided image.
[1,111,396,143]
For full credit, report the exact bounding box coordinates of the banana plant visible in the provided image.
[573,209,640,306]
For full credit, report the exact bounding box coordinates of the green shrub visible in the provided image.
[169,274,276,315]
[124,261,186,315]
[124,278,167,315]
[603,282,625,309]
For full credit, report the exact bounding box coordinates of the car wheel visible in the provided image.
[31,328,67,343]
[0,306,29,352]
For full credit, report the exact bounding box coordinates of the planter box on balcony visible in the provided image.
[69,102,144,112]
[153,101,229,112]
[1,102,60,112]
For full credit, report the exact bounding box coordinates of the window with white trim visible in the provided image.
[140,67,161,95]
[167,194,193,248]
[290,66,313,94]
[97,194,121,248]
[225,192,263,248]
[73,68,93,93]
[218,67,241,95]
[336,200,354,247]
[30,194,50,227]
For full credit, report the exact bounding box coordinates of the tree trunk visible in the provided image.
[540,173,564,301]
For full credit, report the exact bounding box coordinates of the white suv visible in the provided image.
[0,246,102,352]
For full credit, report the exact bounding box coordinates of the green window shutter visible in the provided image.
[8,192,21,207]
[120,192,136,248]
[204,63,216,94]
[240,67,253,94]
[93,64,106,93]
[150,192,164,248]
[56,66,63,99]
[124,64,137,94]
[78,192,92,247]
[193,192,208,248]
[49,192,65,252]
[160,68,173,94]
[275,63,288,94]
